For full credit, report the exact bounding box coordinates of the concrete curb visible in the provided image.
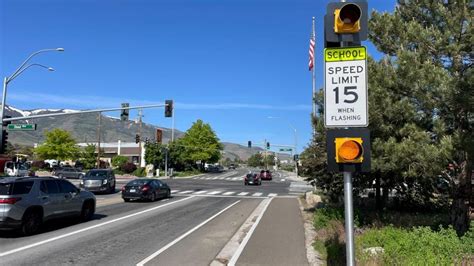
[297,195,324,266]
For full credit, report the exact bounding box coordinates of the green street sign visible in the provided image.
[279,148,293,152]
[7,124,37,131]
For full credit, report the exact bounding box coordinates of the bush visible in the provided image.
[121,162,137,174]
[133,167,146,177]
[113,168,124,175]
[356,224,474,265]
[111,155,128,168]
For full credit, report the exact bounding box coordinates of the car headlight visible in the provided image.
[103,179,108,185]
[80,180,84,185]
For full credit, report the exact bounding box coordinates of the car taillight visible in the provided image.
[121,186,126,192]
[141,185,150,192]
[0,197,21,204]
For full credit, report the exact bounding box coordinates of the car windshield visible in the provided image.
[86,171,108,177]
[127,180,149,186]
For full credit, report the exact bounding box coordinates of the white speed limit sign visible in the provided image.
[324,46,368,127]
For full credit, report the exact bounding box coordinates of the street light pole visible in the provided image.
[0,48,64,154]
[267,116,298,178]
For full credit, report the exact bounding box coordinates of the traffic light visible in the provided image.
[325,1,368,44]
[248,141,252,148]
[165,100,173,118]
[266,142,270,149]
[135,134,140,144]
[121,103,129,121]
[335,138,363,163]
[156,129,163,144]
[1,130,8,154]
[293,154,299,161]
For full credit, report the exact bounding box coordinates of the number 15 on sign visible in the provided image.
[324,47,368,128]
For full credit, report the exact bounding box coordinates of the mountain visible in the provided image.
[4,105,182,146]
[4,106,291,162]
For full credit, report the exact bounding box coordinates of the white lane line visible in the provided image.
[137,200,241,266]
[281,179,286,182]
[237,192,249,196]
[193,191,208,195]
[252,192,263,197]
[171,190,179,193]
[208,191,222,195]
[268,193,278,197]
[223,191,236,196]
[0,196,195,258]
[178,190,194,194]
[228,198,273,266]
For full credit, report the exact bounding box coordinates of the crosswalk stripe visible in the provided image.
[205,177,213,180]
[223,191,236,195]
[232,177,239,180]
[237,192,249,196]
[281,179,286,182]
[268,193,278,197]
[178,190,193,194]
[193,191,208,194]
[208,191,222,195]
[171,190,179,193]
[252,192,263,197]
[212,177,219,180]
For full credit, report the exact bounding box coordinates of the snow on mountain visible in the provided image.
[6,106,32,117]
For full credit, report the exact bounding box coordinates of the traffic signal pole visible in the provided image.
[343,171,355,265]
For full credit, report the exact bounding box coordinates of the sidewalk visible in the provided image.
[236,198,309,266]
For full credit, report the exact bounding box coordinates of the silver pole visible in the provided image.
[294,128,298,178]
[344,171,355,266]
[0,77,8,153]
[171,108,175,142]
[312,16,317,133]
[164,148,168,178]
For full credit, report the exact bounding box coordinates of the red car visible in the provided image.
[260,170,272,181]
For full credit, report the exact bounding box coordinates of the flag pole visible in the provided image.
[311,17,317,135]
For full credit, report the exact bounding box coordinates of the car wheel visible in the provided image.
[21,209,42,236]
[166,189,171,198]
[80,201,95,221]
[150,192,156,202]
[58,174,63,179]
[124,198,131,202]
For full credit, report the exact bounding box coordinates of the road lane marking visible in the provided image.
[228,197,273,266]
[268,193,278,197]
[232,177,239,180]
[237,192,249,196]
[171,190,179,193]
[137,200,241,266]
[281,179,286,182]
[178,190,193,194]
[252,192,263,197]
[208,191,222,195]
[0,196,195,258]
[193,190,208,194]
[223,191,236,195]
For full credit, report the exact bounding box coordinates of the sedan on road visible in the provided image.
[244,173,261,186]
[122,179,171,202]
[80,169,116,194]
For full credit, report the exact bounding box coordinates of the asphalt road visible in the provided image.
[0,168,312,266]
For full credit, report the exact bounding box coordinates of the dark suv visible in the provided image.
[80,169,116,194]
[0,176,96,235]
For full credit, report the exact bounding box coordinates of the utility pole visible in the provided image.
[96,112,101,168]
[138,109,143,167]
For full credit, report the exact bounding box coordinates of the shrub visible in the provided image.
[111,155,128,168]
[121,162,137,174]
[113,168,124,175]
[133,167,146,177]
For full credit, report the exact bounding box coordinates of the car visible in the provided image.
[80,169,116,194]
[0,176,96,235]
[228,164,236,170]
[260,170,272,181]
[122,179,171,202]
[53,167,86,179]
[244,173,261,186]
[4,161,34,177]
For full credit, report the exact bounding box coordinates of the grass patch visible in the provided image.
[173,169,202,177]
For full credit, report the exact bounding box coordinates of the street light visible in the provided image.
[267,116,298,178]
[0,48,64,154]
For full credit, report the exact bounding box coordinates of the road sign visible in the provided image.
[6,124,36,131]
[324,46,368,128]
[279,148,293,152]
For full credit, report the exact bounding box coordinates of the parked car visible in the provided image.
[80,169,116,194]
[260,170,272,181]
[44,159,59,168]
[53,167,86,179]
[122,179,171,202]
[244,173,261,186]
[0,176,96,235]
[4,161,34,177]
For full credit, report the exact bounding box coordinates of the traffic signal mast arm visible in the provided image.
[3,103,167,122]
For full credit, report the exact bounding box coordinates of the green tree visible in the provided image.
[369,0,472,234]
[81,144,97,169]
[144,142,166,169]
[178,120,223,169]
[35,129,80,161]
[111,155,129,168]
[247,153,264,167]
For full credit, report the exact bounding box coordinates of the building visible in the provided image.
[77,140,146,167]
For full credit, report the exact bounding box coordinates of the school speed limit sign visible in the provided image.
[324,46,368,127]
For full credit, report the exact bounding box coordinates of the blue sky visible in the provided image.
[1,0,396,153]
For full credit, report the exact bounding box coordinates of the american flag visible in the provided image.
[308,33,315,71]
